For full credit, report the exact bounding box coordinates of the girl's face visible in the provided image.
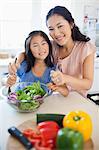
[47,14,73,46]
[30,35,49,60]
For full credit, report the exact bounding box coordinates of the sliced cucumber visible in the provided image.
[36,113,65,127]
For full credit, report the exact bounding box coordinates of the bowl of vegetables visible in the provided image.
[3,81,51,112]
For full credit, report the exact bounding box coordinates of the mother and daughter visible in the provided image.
[7,6,96,97]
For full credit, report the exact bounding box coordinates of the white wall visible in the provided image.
[70,0,99,32]
[0,0,99,56]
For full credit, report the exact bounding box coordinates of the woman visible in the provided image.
[9,6,96,97]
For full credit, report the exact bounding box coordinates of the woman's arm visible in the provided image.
[47,83,69,97]
[51,53,95,92]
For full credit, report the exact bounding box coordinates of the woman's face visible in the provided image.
[47,14,73,46]
[30,35,49,60]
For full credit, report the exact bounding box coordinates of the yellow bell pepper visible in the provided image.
[63,110,92,141]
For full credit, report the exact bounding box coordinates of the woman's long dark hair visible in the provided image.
[46,6,90,42]
[25,30,54,72]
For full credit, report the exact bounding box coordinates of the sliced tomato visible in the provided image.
[30,132,41,139]
[28,137,40,146]
[35,141,52,150]
[23,128,33,137]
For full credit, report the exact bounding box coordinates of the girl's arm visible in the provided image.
[6,74,17,87]
[8,52,25,75]
[51,53,95,92]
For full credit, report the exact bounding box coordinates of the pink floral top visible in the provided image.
[52,41,96,96]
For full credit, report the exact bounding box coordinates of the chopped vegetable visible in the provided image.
[7,81,47,111]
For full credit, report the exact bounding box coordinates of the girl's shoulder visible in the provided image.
[47,65,56,71]
[17,59,27,77]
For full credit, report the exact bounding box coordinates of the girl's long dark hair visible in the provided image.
[46,6,90,42]
[25,30,54,72]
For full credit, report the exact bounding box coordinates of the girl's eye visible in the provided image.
[32,44,38,47]
[42,42,47,45]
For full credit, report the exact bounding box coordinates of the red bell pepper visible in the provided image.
[23,121,59,149]
[37,121,60,131]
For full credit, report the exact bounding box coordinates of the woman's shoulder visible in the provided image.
[85,41,96,51]
[75,41,96,63]
[76,41,96,51]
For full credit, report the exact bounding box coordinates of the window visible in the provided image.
[0,0,33,56]
[0,0,71,56]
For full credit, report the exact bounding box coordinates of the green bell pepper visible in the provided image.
[56,127,84,150]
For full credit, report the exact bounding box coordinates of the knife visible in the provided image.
[8,126,33,150]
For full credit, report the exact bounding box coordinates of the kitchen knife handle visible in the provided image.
[8,127,33,149]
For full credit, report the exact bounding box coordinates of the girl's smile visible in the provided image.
[30,35,49,60]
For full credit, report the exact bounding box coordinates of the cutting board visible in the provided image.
[7,120,36,150]
[7,120,94,150]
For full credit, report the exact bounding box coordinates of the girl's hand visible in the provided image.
[50,70,66,85]
[8,60,20,75]
[8,52,25,75]
[7,74,17,87]
[47,82,69,97]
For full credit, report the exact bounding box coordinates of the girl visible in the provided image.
[7,30,69,96]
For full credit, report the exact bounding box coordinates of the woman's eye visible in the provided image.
[58,25,63,28]
[49,28,54,31]
[42,42,47,45]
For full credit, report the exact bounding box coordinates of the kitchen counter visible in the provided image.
[0,91,99,150]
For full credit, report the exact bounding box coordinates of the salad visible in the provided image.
[7,81,48,112]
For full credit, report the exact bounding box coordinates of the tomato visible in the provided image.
[63,110,92,141]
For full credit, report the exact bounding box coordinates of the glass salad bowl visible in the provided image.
[2,81,51,112]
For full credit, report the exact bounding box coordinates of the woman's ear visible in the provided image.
[70,22,74,29]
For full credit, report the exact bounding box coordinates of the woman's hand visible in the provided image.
[7,74,17,87]
[50,70,66,85]
[47,82,69,97]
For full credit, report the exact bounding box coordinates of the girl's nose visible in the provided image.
[38,45,42,51]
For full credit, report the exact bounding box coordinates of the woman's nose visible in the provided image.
[54,28,60,37]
